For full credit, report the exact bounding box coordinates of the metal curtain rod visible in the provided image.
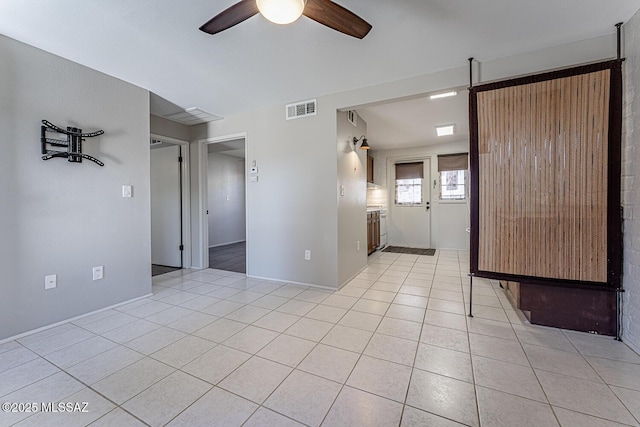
[616,22,622,60]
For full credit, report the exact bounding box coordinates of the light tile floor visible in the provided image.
[1,250,640,426]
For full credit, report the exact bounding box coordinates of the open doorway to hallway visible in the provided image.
[150,135,190,276]
[206,138,247,273]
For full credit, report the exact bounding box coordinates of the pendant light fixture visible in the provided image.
[256,0,307,25]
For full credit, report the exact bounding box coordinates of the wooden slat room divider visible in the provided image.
[469,58,624,291]
[476,70,610,282]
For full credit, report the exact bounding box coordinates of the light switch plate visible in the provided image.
[250,176,258,182]
[122,185,132,198]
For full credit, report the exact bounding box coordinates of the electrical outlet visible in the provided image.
[45,274,57,290]
[304,249,311,261]
[357,241,360,251]
[93,266,104,281]
[122,185,132,198]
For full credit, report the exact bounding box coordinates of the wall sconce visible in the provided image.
[353,135,370,150]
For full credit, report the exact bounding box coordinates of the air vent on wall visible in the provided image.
[286,99,317,120]
[347,110,358,127]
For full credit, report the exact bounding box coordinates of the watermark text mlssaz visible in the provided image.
[2,402,89,413]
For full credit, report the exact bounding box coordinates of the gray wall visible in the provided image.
[623,11,640,353]
[337,111,368,286]
[186,33,621,290]
[190,108,339,287]
[207,152,246,247]
[0,35,151,340]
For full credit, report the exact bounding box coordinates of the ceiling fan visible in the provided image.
[200,0,372,39]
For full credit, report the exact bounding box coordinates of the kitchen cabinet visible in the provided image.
[367,210,380,255]
[367,155,374,184]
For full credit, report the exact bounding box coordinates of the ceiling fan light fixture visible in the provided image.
[256,0,306,25]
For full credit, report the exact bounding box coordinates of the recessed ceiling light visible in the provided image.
[436,124,455,137]
[430,91,457,100]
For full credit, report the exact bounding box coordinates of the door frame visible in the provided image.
[150,133,191,270]
[197,132,248,272]
[386,155,432,249]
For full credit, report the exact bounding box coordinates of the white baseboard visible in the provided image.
[0,293,153,344]
[623,336,640,356]
[338,263,370,290]
[246,274,338,291]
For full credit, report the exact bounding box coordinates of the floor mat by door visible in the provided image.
[382,246,436,256]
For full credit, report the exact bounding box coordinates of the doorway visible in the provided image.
[203,136,247,273]
[388,158,432,248]
[150,135,190,276]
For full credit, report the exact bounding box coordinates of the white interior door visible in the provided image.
[151,144,182,267]
[389,160,431,248]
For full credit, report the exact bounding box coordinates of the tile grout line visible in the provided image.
[460,254,482,427]
[317,251,404,426]
[13,349,155,427]
[398,252,432,426]
[492,276,568,426]
[5,250,640,426]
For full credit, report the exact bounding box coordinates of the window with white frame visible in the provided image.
[438,153,468,200]
[395,162,423,205]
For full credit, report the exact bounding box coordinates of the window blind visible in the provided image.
[437,153,468,172]
[395,162,423,180]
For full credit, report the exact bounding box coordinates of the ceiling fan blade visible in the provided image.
[199,0,259,35]
[303,0,372,39]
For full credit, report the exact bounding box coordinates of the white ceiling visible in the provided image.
[356,88,469,150]
[1,0,637,123]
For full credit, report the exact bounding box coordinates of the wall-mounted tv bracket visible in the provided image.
[40,120,105,166]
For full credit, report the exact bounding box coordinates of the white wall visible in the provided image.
[150,114,190,142]
[0,35,151,340]
[207,152,246,247]
[337,111,368,286]
[370,141,470,250]
[188,34,620,289]
[622,11,640,353]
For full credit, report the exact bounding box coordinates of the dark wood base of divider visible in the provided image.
[515,281,617,336]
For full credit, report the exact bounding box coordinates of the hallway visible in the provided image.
[209,242,246,274]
